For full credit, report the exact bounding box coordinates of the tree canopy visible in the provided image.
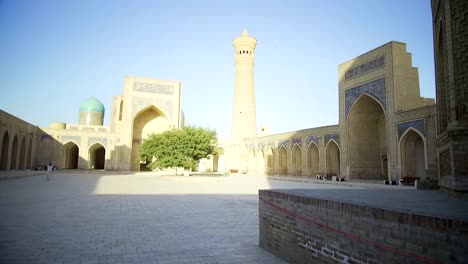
[138,126,218,170]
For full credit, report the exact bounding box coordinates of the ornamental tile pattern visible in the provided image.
[345,56,385,80]
[306,136,320,146]
[397,119,425,141]
[325,134,340,145]
[62,136,81,146]
[88,137,107,148]
[345,77,386,118]
[291,138,302,147]
[279,140,289,148]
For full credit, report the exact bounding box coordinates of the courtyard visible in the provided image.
[2,173,468,264]
[0,172,358,264]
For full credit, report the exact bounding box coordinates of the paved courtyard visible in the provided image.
[0,172,363,264]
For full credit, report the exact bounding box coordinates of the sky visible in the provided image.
[0,0,435,139]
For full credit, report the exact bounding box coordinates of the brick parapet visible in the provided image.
[259,189,468,263]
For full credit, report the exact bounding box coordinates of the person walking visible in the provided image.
[46,163,53,182]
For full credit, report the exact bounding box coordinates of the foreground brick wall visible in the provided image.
[259,190,468,264]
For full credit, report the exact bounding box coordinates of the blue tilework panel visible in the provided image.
[291,138,302,147]
[345,77,386,118]
[279,140,289,148]
[306,136,320,146]
[397,119,425,141]
[345,56,385,80]
[325,134,340,145]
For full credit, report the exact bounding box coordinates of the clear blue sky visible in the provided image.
[0,0,435,138]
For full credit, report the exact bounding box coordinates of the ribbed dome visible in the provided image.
[79,97,105,113]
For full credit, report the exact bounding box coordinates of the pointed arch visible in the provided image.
[399,128,427,180]
[62,141,80,169]
[307,142,319,176]
[18,136,26,169]
[347,92,386,121]
[257,148,265,175]
[279,145,287,175]
[292,143,302,176]
[88,142,105,170]
[131,105,170,171]
[1,131,9,170]
[248,149,256,174]
[213,148,225,172]
[347,94,387,180]
[26,137,33,169]
[266,147,276,175]
[326,139,340,176]
[10,135,18,170]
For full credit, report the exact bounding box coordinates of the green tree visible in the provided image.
[138,125,218,171]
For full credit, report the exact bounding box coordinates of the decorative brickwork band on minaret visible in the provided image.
[231,29,257,139]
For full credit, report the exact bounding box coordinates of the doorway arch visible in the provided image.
[88,143,105,170]
[1,131,9,170]
[307,142,319,176]
[257,148,265,175]
[347,94,386,180]
[279,146,287,175]
[326,140,340,176]
[63,141,79,169]
[248,149,256,174]
[10,135,18,170]
[213,148,225,172]
[18,137,26,169]
[292,144,302,176]
[131,106,170,171]
[400,129,426,179]
[26,138,32,169]
[266,147,276,175]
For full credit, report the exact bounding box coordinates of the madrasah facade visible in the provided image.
[0,30,438,185]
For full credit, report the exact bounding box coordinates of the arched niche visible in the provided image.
[88,142,105,170]
[326,140,340,176]
[266,147,276,175]
[347,94,387,180]
[11,135,18,170]
[257,148,265,175]
[215,148,225,173]
[19,136,26,169]
[400,129,426,179]
[307,142,319,176]
[63,141,79,169]
[292,144,302,176]
[1,131,9,170]
[248,149,256,174]
[279,145,287,175]
[131,106,170,171]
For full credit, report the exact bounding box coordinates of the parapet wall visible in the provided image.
[259,189,468,264]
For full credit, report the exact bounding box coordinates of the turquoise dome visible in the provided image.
[79,97,105,113]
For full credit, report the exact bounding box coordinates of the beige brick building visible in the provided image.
[0,31,440,187]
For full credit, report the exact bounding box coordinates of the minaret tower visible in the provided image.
[231,29,257,139]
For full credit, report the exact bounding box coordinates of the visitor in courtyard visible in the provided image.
[46,163,53,182]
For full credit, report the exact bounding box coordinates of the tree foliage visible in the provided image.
[138,126,218,170]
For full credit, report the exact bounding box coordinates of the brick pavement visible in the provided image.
[0,172,358,264]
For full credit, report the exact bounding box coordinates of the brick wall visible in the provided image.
[259,190,468,264]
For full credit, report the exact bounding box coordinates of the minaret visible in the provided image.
[231,29,257,139]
